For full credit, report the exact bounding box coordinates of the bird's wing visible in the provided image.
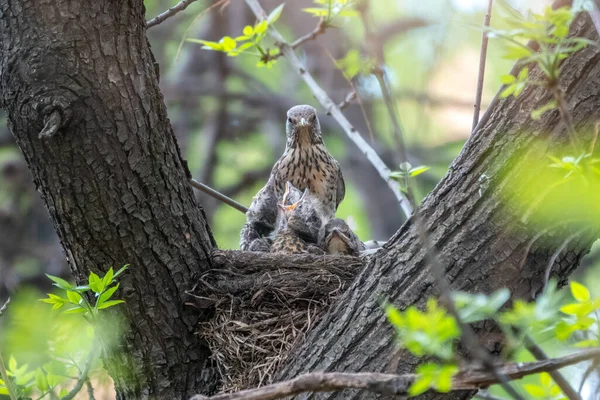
[334,160,345,210]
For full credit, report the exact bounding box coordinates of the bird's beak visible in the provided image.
[299,117,307,127]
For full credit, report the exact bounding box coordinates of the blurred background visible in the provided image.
[1,0,599,398]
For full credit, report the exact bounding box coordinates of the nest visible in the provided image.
[189,250,365,392]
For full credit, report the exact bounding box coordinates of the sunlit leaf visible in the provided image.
[302,7,329,17]
[98,284,120,306]
[267,3,285,24]
[46,274,72,290]
[35,369,48,392]
[570,281,590,302]
[409,166,430,177]
[97,300,125,310]
[66,290,82,305]
[103,267,115,288]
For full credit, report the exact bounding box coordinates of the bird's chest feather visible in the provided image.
[277,147,335,202]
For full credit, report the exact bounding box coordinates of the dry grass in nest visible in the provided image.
[189,251,365,393]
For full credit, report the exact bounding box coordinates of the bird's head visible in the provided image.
[285,105,323,147]
[320,218,362,256]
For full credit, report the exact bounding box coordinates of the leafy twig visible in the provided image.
[243,0,413,218]
[472,0,494,132]
[147,0,202,28]
[189,348,600,400]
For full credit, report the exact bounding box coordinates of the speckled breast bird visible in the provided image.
[240,105,345,251]
[319,218,366,256]
[271,183,326,254]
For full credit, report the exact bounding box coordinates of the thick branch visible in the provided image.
[190,348,600,400]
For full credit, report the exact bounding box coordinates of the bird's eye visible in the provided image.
[288,117,293,124]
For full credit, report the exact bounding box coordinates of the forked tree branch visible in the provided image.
[146,0,201,28]
[244,0,413,218]
[190,348,600,400]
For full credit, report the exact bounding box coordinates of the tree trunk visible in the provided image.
[272,13,600,399]
[0,0,219,398]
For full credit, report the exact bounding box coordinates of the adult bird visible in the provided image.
[240,105,345,251]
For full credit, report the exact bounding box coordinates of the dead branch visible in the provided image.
[190,348,600,400]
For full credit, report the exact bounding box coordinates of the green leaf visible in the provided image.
[500,74,517,84]
[0,387,8,395]
[336,9,359,17]
[385,304,404,327]
[242,25,254,37]
[575,339,599,347]
[35,369,48,392]
[88,272,104,294]
[517,66,529,80]
[570,281,590,302]
[254,20,268,34]
[46,274,72,290]
[409,166,430,177]
[98,283,120,306]
[302,7,329,17]
[59,388,69,397]
[103,267,115,288]
[560,303,586,315]
[500,84,516,98]
[97,300,125,310]
[66,290,82,305]
[409,373,433,396]
[220,36,237,53]
[503,44,533,60]
[186,39,223,51]
[64,307,88,314]
[267,3,285,24]
[531,100,557,120]
[8,356,17,372]
[524,383,546,396]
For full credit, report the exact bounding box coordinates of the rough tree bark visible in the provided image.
[1,1,599,400]
[0,0,219,398]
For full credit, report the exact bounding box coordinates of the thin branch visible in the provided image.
[475,391,510,400]
[60,339,97,400]
[0,297,10,316]
[190,348,600,400]
[85,378,96,400]
[190,178,249,214]
[243,0,413,218]
[146,0,202,28]
[337,91,356,110]
[525,336,582,400]
[578,357,599,393]
[472,0,494,132]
